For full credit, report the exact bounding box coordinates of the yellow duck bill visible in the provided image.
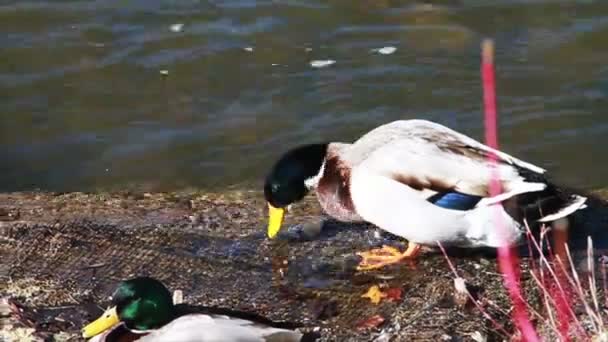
[82,306,119,338]
[267,203,285,238]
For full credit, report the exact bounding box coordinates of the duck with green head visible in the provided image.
[82,277,314,341]
[264,120,587,270]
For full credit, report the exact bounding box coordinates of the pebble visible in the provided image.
[479,258,491,266]
[373,332,392,342]
[470,331,487,342]
[188,214,200,224]
[453,277,469,307]
[284,220,324,241]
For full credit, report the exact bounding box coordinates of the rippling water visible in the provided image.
[1,0,607,192]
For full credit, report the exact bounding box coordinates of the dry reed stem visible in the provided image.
[437,241,510,338]
[524,221,587,338]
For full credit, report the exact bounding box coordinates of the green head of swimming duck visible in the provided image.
[264,143,328,238]
[82,277,174,338]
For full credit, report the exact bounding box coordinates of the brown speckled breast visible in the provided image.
[315,154,363,222]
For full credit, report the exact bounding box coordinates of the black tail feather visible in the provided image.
[513,170,588,224]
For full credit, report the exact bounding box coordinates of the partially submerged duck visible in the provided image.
[82,277,315,341]
[263,119,587,270]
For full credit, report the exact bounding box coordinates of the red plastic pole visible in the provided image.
[481,39,540,342]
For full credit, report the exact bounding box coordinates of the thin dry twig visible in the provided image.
[564,243,602,332]
[437,241,510,338]
[601,258,607,308]
[588,237,603,330]
[524,220,587,338]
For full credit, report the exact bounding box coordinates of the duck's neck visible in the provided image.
[304,160,326,190]
[302,142,351,190]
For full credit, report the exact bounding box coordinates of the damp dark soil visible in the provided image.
[2,189,608,341]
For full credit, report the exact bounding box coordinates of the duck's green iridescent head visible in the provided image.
[82,277,174,339]
[264,143,328,238]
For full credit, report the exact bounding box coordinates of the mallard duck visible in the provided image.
[82,277,315,341]
[263,119,587,270]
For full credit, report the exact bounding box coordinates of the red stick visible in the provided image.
[481,39,540,342]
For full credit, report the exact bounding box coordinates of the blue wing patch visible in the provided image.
[428,191,482,211]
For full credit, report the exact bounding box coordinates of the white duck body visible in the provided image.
[311,120,587,248]
[138,314,304,342]
[90,314,305,342]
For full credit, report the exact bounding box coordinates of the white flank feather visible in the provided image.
[138,315,303,342]
[475,182,547,207]
[350,168,522,247]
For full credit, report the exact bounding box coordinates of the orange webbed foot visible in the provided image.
[356,243,421,271]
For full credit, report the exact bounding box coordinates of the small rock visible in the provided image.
[132,193,145,200]
[302,277,333,289]
[470,331,487,342]
[374,331,392,342]
[0,208,10,219]
[243,46,254,52]
[308,297,338,320]
[479,258,491,266]
[160,70,169,76]
[284,220,324,241]
[173,198,193,210]
[0,207,19,221]
[453,277,469,307]
[188,214,200,224]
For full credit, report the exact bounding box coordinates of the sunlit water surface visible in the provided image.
[1,0,607,192]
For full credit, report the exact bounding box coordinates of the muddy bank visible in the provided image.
[2,189,608,341]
